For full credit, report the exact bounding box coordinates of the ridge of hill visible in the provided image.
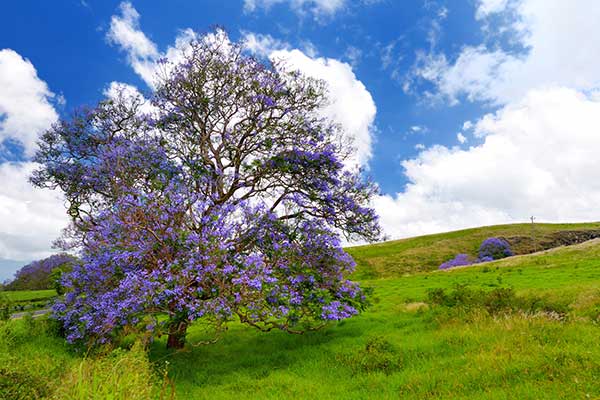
[347,222,600,279]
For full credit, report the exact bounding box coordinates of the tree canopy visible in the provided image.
[4,253,77,291]
[32,30,380,349]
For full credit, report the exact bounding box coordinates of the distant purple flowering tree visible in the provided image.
[31,30,380,349]
[6,253,78,291]
[478,238,513,261]
[438,254,474,270]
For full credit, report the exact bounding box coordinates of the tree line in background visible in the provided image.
[1,254,78,292]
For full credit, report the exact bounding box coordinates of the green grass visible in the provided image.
[346,221,600,279]
[149,238,600,399]
[2,289,57,302]
[0,318,170,400]
[1,226,599,399]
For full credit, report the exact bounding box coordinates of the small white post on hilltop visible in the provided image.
[530,216,536,253]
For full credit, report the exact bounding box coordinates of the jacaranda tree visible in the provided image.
[5,253,78,291]
[31,30,380,349]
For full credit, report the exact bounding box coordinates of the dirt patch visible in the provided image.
[403,302,429,312]
[503,229,600,255]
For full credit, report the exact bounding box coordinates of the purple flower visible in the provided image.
[439,254,473,270]
[478,237,513,260]
[36,29,380,349]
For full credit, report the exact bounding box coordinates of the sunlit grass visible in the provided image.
[347,221,600,278]
[150,239,600,399]
[2,289,56,302]
[1,231,599,399]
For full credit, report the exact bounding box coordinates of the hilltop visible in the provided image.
[347,222,600,279]
[2,222,599,399]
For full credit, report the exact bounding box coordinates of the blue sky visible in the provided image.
[1,0,486,192]
[2,0,600,280]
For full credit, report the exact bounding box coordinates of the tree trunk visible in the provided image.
[166,321,187,349]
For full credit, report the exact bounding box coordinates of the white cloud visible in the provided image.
[375,87,600,239]
[103,81,158,116]
[106,2,200,89]
[244,0,346,18]
[412,0,600,105]
[344,46,362,67]
[107,2,378,169]
[0,162,68,262]
[0,49,59,157]
[270,49,376,167]
[106,2,159,87]
[0,50,67,276]
[475,0,511,18]
[457,132,467,144]
[241,32,290,58]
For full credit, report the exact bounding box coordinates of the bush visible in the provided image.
[0,294,11,321]
[438,254,474,270]
[0,364,52,400]
[337,336,402,374]
[478,237,513,261]
[427,285,569,317]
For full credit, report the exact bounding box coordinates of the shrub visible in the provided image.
[337,336,402,374]
[0,364,52,400]
[0,294,11,321]
[478,237,513,261]
[427,285,569,318]
[438,254,474,270]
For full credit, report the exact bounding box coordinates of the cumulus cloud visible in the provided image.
[381,1,600,240]
[241,32,290,58]
[107,2,200,88]
[270,49,377,167]
[0,49,67,279]
[475,0,511,18]
[410,0,600,105]
[375,87,600,239]
[0,162,68,262]
[106,3,377,168]
[103,81,158,116]
[0,49,59,157]
[244,0,346,18]
[106,2,159,87]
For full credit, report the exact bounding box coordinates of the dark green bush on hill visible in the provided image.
[427,285,569,317]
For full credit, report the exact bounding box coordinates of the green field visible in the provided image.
[347,222,600,278]
[1,225,599,399]
[2,289,56,302]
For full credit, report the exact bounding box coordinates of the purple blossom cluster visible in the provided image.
[438,254,474,270]
[35,30,381,348]
[478,237,513,260]
[53,189,367,346]
[6,253,77,291]
[439,237,514,270]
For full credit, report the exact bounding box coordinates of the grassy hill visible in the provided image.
[347,222,600,279]
[1,224,599,399]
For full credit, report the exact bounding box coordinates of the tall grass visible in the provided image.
[55,341,174,400]
[1,227,599,399]
[0,317,173,399]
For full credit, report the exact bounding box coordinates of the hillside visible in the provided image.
[2,224,599,399]
[347,222,600,279]
[151,235,600,398]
